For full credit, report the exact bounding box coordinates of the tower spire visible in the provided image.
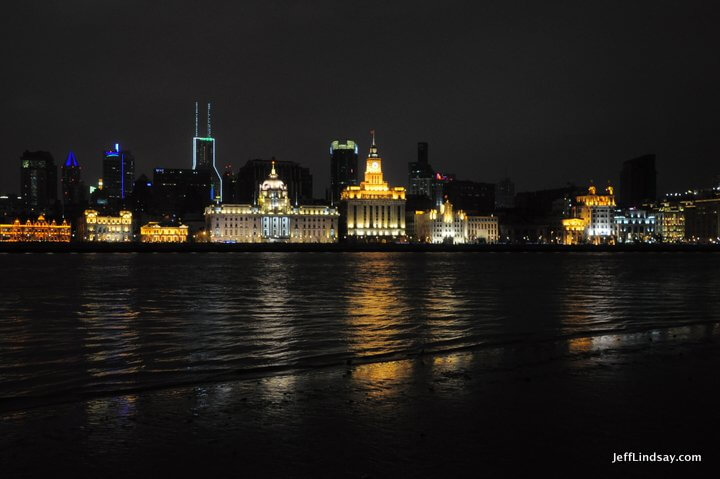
[207,102,212,137]
[195,101,199,137]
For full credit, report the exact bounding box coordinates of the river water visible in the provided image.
[1,252,719,403]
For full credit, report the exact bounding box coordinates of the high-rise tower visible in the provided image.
[102,143,135,202]
[20,150,58,214]
[61,151,86,218]
[329,140,358,204]
[193,101,222,202]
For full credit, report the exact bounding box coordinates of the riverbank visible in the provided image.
[2,324,716,478]
[1,242,719,253]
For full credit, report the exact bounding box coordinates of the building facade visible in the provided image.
[655,201,686,242]
[341,132,406,240]
[20,150,58,214]
[140,222,189,243]
[205,162,338,243]
[329,140,359,204]
[684,197,720,243]
[467,215,500,243]
[0,216,70,242]
[414,199,467,244]
[79,209,133,242]
[562,184,616,244]
[613,209,656,243]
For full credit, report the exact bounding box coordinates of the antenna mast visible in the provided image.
[207,102,212,137]
[194,101,199,137]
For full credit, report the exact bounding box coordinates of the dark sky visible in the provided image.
[2,0,719,197]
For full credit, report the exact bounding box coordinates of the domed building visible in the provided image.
[205,162,339,243]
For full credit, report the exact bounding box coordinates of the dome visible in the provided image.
[260,162,287,191]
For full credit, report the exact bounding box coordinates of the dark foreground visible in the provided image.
[2,324,716,478]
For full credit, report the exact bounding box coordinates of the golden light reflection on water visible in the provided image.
[351,360,413,398]
[430,352,471,370]
[345,255,409,357]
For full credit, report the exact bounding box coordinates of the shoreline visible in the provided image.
[1,242,719,253]
[2,324,717,477]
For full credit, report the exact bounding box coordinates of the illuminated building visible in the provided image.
[655,201,685,242]
[20,150,58,214]
[467,215,499,243]
[414,199,468,244]
[205,162,339,243]
[102,144,135,202]
[0,215,70,242]
[79,209,133,242]
[619,154,656,207]
[562,184,616,244]
[613,208,656,243]
[561,218,586,245]
[329,140,359,204]
[192,102,222,201]
[340,131,406,240]
[140,222,189,243]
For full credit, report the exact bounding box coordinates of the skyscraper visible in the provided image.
[329,140,358,204]
[192,101,222,201]
[102,143,135,202]
[408,142,435,199]
[61,151,85,206]
[20,150,58,214]
[619,154,657,207]
[495,177,515,209]
[153,168,211,218]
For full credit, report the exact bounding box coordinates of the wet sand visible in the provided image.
[2,324,717,478]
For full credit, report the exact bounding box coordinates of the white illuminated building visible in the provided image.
[205,162,339,243]
[467,215,499,243]
[414,198,499,244]
[414,199,467,244]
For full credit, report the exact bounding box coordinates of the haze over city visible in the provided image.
[3,0,719,197]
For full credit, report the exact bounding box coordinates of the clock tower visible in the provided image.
[364,130,384,186]
[340,129,407,240]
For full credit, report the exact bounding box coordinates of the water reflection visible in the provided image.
[1,252,720,401]
[345,254,413,357]
[351,360,413,399]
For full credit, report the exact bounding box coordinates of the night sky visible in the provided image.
[2,0,719,197]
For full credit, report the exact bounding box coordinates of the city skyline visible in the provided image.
[2,1,720,197]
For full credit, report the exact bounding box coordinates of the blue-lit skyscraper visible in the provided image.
[193,101,222,201]
[102,143,135,202]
